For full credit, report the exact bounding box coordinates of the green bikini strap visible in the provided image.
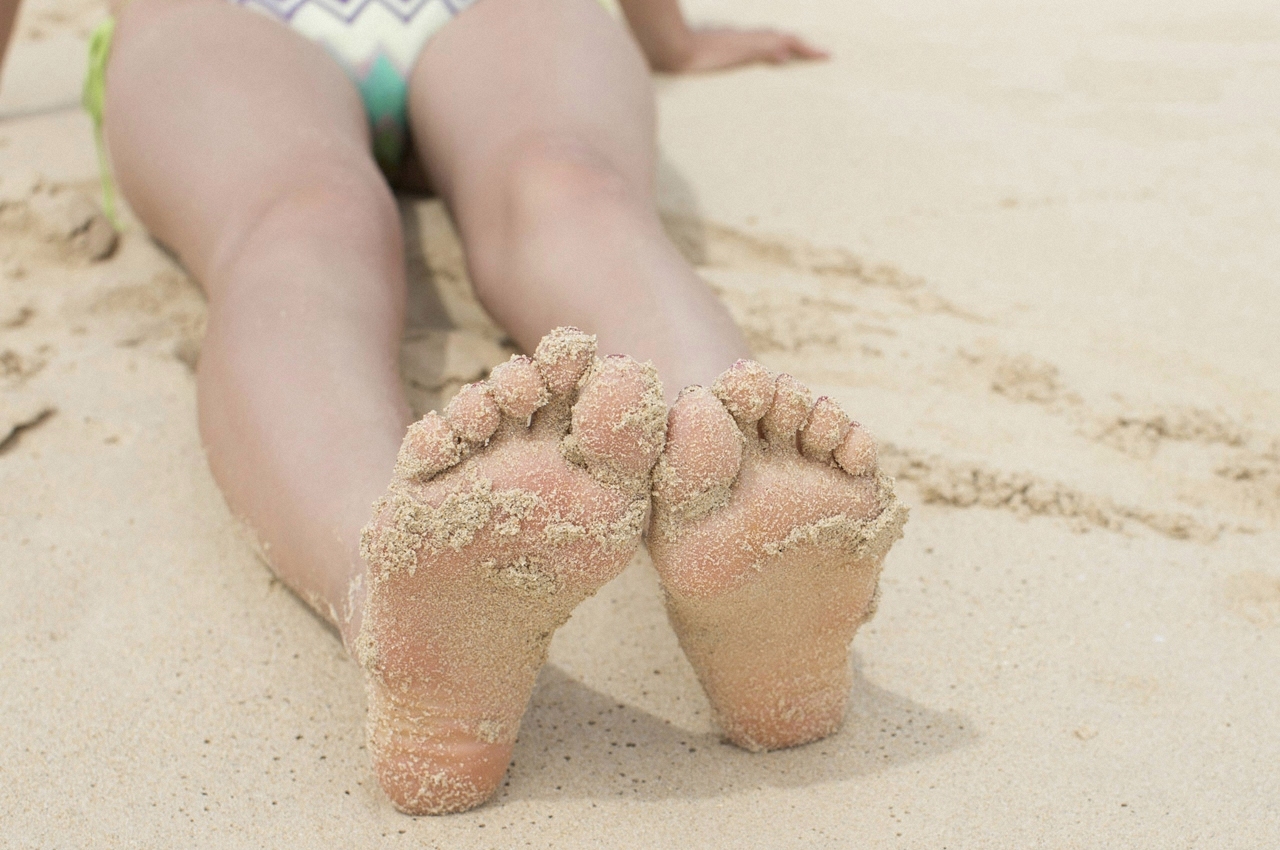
[82,18,121,231]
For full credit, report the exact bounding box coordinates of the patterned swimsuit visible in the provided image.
[232,0,477,168]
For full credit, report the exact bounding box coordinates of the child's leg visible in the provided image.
[106,0,411,640]
[106,0,669,815]
[407,0,751,398]
[409,0,907,756]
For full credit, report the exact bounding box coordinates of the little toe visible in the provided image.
[533,326,597,398]
[652,386,745,532]
[395,412,463,482]
[799,396,850,461]
[445,382,501,446]
[489,355,549,421]
[760,374,813,448]
[566,356,666,486]
[834,422,879,477]
[711,360,775,427]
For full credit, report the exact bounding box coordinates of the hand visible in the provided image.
[660,27,829,74]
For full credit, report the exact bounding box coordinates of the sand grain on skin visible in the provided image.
[354,329,666,814]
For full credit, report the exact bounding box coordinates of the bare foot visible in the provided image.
[356,328,666,814]
[648,361,907,751]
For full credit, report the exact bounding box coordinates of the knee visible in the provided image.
[210,170,402,285]
[505,139,639,224]
[466,138,646,291]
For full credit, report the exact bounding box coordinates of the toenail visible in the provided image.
[676,385,707,401]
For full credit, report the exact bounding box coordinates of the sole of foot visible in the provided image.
[357,327,666,814]
[648,360,907,752]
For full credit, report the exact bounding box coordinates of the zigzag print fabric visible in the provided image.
[234,0,476,167]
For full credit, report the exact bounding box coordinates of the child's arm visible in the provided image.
[0,0,20,78]
[616,0,826,74]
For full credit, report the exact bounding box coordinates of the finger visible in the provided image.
[746,31,797,65]
[715,33,781,70]
[781,33,830,61]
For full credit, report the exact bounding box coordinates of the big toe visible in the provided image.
[566,356,666,486]
[652,386,744,530]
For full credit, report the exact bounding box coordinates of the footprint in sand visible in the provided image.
[649,360,908,752]
[357,327,666,814]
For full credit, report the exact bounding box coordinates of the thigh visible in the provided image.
[406,0,658,215]
[105,0,386,284]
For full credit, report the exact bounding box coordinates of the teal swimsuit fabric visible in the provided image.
[359,53,411,169]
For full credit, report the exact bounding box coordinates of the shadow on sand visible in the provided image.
[499,657,976,804]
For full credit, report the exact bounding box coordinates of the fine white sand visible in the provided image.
[3,0,1279,845]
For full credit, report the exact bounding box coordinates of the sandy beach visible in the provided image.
[2,0,1278,845]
